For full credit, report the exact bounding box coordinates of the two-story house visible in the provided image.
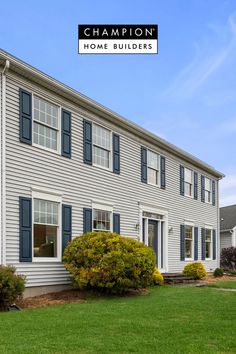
[0,50,224,294]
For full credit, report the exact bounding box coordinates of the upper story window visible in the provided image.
[204,177,212,203]
[33,97,59,152]
[205,228,212,259]
[33,198,59,260]
[184,168,193,197]
[93,209,111,232]
[92,124,111,169]
[147,150,160,185]
[185,225,194,259]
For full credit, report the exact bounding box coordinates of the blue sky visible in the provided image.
[0,0,236,206]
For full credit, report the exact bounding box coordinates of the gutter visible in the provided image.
[0,49,224,179]
[1,59,10,265]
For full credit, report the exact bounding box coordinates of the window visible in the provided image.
[205,228,212,259]
[93,124,111,169]
[33,198,59,259]
[93,209,111,231]
[147,150,160,185]
[33,96,59,151]
[204,177,212,203]
[185,225,193,259]
[184,168,193,197]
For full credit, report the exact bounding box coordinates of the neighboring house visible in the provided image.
[0,49,224,293]
[220,205,236,252]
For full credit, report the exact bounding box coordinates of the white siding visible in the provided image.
[5,73,219,286]
[220,232,232,251]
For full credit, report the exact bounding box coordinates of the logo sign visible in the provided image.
[78,25,158,54]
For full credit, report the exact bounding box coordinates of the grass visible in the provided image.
[0,286,235,354]
[209,280,236,289]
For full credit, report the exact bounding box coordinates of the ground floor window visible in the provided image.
[205,228,212,259]
[185,225,193,259]
[33,198,59,259]
[93,209,111,232]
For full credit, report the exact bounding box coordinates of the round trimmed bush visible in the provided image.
[63,232,156,294]
[183,262,206,279]
[213,268,224,277]
[152,267,164,285]
[0,266,25,310]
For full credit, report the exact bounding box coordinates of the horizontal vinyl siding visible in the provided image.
[220,232,232,251]
[5,74,219,286]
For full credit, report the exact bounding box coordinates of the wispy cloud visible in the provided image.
[220,173,236,206]
[161,14,236,101]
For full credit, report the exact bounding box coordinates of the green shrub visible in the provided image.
[63,232,156,294]
[0,266,25,310]
[183,262,207,279]
[152,267,164,285]
[213,268,224,277]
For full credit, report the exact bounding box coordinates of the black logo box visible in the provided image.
[78,25,158,40]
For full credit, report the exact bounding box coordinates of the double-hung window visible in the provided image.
[33,198,60,260]
[147,150,160,185]
[205,228,212,259]
[93,124,111,169]
[93,209,112,232]
[184,168,193,197]
[185,225,194,259]
[204,177,212,203]
[33,96,59,152]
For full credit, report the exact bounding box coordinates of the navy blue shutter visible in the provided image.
[212,181,216,206]
[19,197,32,262]
[194,172,198,200]
[83,119,92,165]
[19,89,32,144]
[141,147,147,183]
[201,175,205,202]
[180,224,185,261]
[160,156,166,189]
[180,165,184,195]
[113,133,120,174]
[212,229,216,260]
[61,109,71,158]
[62,205,72,255]
[194,226,198,260]
[113,213,120,234]
[83,208,92,233]
[201,228,206,260]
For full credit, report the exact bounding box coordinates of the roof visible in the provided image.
[0,49,224,179]
[220,204,236,230]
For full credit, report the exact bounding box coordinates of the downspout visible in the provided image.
[217,178,220,267]
[1,60,10,265]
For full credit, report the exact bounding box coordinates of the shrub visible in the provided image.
[63,232,156,294]
[0,266,25,310]
[213,268,224,277]
[183,262,206,279]
[221,247,236,271]
[152,267,164,285]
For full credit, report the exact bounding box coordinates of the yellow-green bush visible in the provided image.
[183,262,207,279]
[63,232,156,294]
[152,267,164,285]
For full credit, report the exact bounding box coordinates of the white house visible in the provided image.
[220,205,236,251]
[0,49,224,294]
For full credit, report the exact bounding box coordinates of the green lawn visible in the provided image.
[0,286,235,354]
[209,280,236,289]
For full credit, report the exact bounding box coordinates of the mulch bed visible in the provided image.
[20,288,149,309]
[200,274,236,285]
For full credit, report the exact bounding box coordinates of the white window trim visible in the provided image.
[205,225,213,260]
[32,190,62,263]
[184,167,194,198]
[204,177,212,204]
[92,122,113,171]
[146,148,161,187]
[92,201,113,232]
[32,93,61,155]
[184,223,194,261]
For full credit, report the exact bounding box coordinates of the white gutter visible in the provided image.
[1,59,10,265]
